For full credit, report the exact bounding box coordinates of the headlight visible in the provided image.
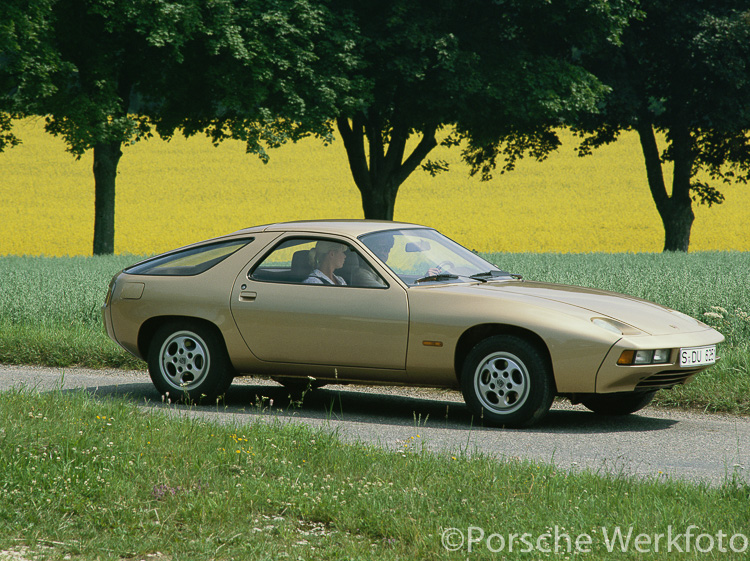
[617,349,672,365]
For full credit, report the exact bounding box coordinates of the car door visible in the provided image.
[229,236,409,369]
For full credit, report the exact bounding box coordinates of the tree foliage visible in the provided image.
[2,0,207,253]
[1,0,342,254]
[572,0,750,251]
[314,0,635,220]
[0,0,60,151]
[148,0,356,161]
[6,0,747,253]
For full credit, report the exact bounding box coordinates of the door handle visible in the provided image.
[239,291,257,302]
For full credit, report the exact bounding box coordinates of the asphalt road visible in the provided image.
[2,365,748,486]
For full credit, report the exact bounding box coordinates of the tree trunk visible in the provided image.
[359,180,399,221]
[661,203,694,252]
[92,141,123,255]
[636,122,694,252]
[336,115,437,220]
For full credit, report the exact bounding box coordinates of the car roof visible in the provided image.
[231,219,429,237]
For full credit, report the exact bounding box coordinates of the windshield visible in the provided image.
[359,228,510,286]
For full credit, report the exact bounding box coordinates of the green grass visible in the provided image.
[1,252,748,413]
[485,252,750,338]
[0,255,144,368]
[1,388,748,560]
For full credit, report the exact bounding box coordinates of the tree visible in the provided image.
[2,0,335,255]
[0,0,59,152]
[147,0,633,226]
[1,0,208,254]
[0,112,19,152]
[147,0,350,164]
[326,0,633,220]
[572,0,750,251]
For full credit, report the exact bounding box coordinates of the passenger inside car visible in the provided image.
[303,240,348,285]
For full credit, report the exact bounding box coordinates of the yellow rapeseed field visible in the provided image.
[1,117,748,256]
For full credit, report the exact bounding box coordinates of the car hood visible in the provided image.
[456,280,705,336]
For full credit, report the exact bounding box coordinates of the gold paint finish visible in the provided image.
[102,220,725,399]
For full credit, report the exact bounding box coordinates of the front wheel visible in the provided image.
[147,322,233,402]
[461,335,554,428]
[579,391,657,415]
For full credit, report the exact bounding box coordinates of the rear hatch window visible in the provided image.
[125,238,252,276]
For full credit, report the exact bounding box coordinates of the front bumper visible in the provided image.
[595,329,725,393]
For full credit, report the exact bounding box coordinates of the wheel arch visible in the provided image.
[454,324,556,390]
[138,316,227,362]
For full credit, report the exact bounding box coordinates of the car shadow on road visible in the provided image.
[62,380,679,435]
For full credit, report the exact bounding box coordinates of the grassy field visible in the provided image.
[1,118,749,257]
[1,252,748,414]
[1,118,749,559]
[1,388,748,560]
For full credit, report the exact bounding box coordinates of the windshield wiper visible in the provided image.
[414,273,459,284]
[470,270,523,281]
[414,270,520,285]
[469,271,496,281]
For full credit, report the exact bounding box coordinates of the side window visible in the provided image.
[250,238,318,283]
[249,237,388,287]
[125,238,253,276]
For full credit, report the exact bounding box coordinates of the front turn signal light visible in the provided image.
[617,350,635,365]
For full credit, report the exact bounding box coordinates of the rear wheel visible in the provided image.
[579,391,657,415]
[147,322,233,402]
[461,335,554,428]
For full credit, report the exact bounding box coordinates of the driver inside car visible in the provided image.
[353,233,394,287]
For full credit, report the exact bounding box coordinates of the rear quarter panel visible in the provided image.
[107,233,281,362]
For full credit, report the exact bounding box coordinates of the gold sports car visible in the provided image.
[102,220,724,427]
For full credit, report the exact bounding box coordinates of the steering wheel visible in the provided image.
[435,260,455,273]
[426,261,455,276]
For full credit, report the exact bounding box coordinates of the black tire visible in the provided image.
[147,321,233,402]
[460,335,554,428]
[579,390,657,415]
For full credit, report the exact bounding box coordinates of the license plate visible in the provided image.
[679,345,716,367]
